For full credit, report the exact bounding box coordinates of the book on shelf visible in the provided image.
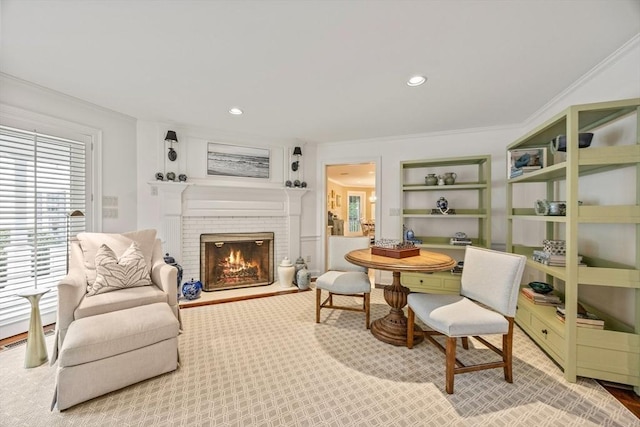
[450,266,463,275]
[450,238,472,246]
[555,313,604,329]
[531,250,584,266]
[521,287,562,306]
[555,305,604,329]
[556,304,604,327]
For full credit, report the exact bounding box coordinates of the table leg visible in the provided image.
[371,271,424,346]
[23,293,48,368]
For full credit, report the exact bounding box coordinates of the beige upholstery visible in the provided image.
[50,230,182,410]
[53,303,179,411]
[52,235,181,362]
[406,246,526,394]
[316,236,372,328]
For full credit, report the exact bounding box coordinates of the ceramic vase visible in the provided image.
[444,172,457,185]
[425,174,438,186]
[294,257,307,285]
[278,257,295,288]
[296,267,310,290]
[182,278,202,300]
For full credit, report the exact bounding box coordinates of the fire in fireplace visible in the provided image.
[200,232,274,291]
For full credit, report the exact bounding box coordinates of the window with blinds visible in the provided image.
[0,125,87,339]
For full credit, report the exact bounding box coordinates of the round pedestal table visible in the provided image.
[345,248,456,346]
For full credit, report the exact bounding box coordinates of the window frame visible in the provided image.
[0,104,100,339]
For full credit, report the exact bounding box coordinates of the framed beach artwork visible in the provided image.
[207,143,270,179]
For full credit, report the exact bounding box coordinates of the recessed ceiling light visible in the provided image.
[407,75,426,87]
[229,107,243,115]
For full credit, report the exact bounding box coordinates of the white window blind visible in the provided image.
[0,125,87,338]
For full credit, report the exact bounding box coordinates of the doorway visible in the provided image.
[325,163,376,238]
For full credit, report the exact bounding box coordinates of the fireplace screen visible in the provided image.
[200,232,274,291]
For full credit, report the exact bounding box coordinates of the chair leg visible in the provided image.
[461,337,469,350]
[445,337,457,394]
[407,307,415,348]
[504,318,514,383]
[364,293,370,329]
[315,288,321,323]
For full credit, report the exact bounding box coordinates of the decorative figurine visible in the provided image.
[436,197,449,214]
[178,174,187,182]
[155,172,164,181]
[166,172,176,181]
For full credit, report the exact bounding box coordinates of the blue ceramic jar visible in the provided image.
[182,278,202,300]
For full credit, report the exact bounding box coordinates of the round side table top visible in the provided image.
[345,248,456,273]
[17,288,51,298]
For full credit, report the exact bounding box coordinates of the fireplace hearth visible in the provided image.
[200,232,274,291]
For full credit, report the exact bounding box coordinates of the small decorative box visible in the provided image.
[371,247,420,259]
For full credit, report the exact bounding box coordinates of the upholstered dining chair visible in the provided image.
[316,236,372,328]
[406,246,526,394]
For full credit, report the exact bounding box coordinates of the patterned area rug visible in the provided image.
[1,288,638,426]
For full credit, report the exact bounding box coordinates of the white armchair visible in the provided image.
[52,229,181,363]
[51,229,182,410]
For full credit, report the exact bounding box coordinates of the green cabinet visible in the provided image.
[399,155,491,293]
[506,98,640,393]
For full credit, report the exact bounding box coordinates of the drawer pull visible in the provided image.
[541,329,548,335]
[419,279,423,283]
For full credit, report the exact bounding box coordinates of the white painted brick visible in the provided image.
[180,216,289,282]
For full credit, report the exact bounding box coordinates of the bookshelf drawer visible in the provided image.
[531,315,564,356]
[401,272,460,294]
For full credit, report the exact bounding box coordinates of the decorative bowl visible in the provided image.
[528,281,553,294]
[550,133,594,154]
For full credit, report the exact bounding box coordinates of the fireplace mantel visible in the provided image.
[148,181,308,266]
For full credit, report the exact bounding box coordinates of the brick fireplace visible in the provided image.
[152,182,307,284]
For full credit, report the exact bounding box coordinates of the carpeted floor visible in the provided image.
[1,288,638,426]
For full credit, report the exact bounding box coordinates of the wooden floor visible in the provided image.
[600,382,640,418]
[0,321,638,419]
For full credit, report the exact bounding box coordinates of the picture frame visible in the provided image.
[207,142,270,179]
[508,147,547,179]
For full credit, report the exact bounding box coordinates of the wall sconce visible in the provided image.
[369,194,377,203]
[291,146,302,171]
[165,130,178,161]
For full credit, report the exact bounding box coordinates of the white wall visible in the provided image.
[135,120,320,270]
[0,73,138,233]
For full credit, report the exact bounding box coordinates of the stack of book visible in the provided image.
[556,305,604,329]
[521,287,562,306]
[450,263,464,275]
[449,237,472,246]
[532,250,584,267]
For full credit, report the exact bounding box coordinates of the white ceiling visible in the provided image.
[327,163,376,188]
[1,1,639,144]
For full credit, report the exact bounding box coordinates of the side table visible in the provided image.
[17,288,50,368]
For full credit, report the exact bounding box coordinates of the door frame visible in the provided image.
[320,156,381,270]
